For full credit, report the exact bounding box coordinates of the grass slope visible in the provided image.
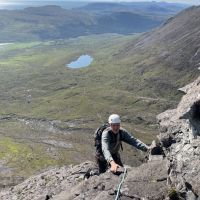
[0,31,197,183]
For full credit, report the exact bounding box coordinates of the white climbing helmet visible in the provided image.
[108,114,121,124]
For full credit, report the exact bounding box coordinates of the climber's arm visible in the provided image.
[101,131,120,173]
[101,130,114,163]
[121,129,149,152]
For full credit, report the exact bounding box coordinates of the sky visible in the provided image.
[79,0,199,5]
[0,0,199,5]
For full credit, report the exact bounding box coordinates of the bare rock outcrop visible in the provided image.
[0,159,169,200]
[157,76,200,199]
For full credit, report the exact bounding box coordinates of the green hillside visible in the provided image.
[0,5,200,187]
[0,5,166,42]
[0,34,166,181]
[0,32,190,182]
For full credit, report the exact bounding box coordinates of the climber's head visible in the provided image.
[108,114,121,134]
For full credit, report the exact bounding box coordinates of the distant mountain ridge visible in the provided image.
[109,5,200,104]
[117,5,200,71]
[0,3,189,42]
[75,1,190,14]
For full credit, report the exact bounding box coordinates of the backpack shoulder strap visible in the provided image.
[119,129,123,151]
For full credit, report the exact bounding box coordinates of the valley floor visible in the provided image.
[0,33,181,187]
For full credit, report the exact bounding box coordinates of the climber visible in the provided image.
[95,114,152,174]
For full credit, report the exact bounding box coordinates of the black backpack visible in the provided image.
[94,123,123,155]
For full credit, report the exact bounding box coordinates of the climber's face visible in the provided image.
[110,123,120,134]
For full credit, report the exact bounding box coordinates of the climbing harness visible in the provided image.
[115,167,128,200]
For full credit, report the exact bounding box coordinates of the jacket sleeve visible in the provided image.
[121,129,149,152]
[101,130,113,163]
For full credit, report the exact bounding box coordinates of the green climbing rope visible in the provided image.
[115,167,127,200]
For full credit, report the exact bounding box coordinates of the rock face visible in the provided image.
[0,160,169,200]
[157,76,200,199]
[0,76,200,200]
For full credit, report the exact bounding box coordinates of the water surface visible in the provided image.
[66,55,93,69]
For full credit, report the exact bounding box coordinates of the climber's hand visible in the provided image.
[110,161,120,173]
[148,140,157,150]
[147,145,154,150]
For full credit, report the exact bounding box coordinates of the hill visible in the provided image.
[0,4,186,42]
[113,5,200,98]
[76,1,189,14]
[0,4,200,189]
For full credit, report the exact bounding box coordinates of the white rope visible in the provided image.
[115,167,127,200]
